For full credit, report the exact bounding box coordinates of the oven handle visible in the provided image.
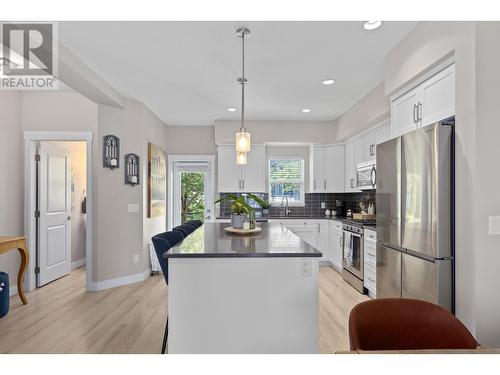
[343,230,363,238]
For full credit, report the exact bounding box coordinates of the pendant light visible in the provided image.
[235,27,251,164]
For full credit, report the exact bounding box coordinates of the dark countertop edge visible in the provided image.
[215,216,376,227]
[164,252,322,259]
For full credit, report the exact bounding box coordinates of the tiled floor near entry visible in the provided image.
[0,266,368,353]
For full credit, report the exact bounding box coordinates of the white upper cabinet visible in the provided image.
[324,145,345,193]
[242,144,266,192]
[311,145,325,192]
[363,122,391,161]
[217,144,266,193]
[391,87,420,138]
[217,145,242,193]
[391,63,455,138]
[344,136,363,192]
[420,63,455,126]
[311,145,344,193]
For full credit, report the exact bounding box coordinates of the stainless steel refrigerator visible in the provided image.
[376,121,454,312]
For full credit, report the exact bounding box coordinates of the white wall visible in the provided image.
[0,91,99,290]
[0,91,23,290]
[334,82,390,142]
[474,22,500,347]
[1,90,169,290]
[214,120,335,145]
[384,22,479,339]
[96,99,167,282]
[165,126,216,155]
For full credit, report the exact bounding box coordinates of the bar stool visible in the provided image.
[172,224,195,237]
[185,220,203,229]
[152,230,185,354]
[348,298,479,351]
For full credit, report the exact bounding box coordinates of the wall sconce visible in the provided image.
[103,135,120,169]
[125,153,140,186]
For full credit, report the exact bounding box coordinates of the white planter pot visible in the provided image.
[231,214,247,228]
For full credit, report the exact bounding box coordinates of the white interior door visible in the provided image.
[38,142,72,286]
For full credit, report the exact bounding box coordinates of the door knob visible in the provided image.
[67,216,72,220]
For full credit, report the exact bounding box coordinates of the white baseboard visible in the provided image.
[86,267,151,292]
[10,285,18,297]
[331,260,343,273]
[71,258,86,270]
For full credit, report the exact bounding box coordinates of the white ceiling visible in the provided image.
[59,21,417,126]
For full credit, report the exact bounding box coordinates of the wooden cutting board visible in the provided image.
[224,227,262,235]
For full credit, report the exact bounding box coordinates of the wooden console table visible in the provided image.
[0,236,29,305]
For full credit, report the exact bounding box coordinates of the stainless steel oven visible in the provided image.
[356,160,376,190]
[342,223,364,293]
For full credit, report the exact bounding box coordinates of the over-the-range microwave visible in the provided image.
[356,160,376,190]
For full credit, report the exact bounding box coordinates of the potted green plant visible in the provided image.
[215,194,270,228]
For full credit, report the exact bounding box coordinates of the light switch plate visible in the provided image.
[488,216,500,235]
[321,202,326,209]
[128,204,140,213]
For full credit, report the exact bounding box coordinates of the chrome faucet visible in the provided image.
[281,196,290,216]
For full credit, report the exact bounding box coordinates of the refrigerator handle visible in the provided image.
[400,137,406,244]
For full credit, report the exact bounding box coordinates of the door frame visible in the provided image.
[167,155,215,230]
[24,131,94,292]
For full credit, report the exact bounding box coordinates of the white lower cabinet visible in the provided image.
[328,219,343,272]
[364,228,377,298]
[271,219,331,265]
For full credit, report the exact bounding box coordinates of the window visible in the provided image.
[268,158,305,205]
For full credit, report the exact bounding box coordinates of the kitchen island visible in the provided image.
[165,222,322,354]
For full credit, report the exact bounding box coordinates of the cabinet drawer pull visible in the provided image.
[368,276,376,283]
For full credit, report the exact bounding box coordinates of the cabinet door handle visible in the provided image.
[242,179,245,190]
[418,102,423,126]
[324,180,326,190]
[314,180,316,191]
[413,104,417,124]
[350,178,355,189]
[317,223,320,233]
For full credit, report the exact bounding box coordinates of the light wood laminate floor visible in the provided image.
[0,266,368,354]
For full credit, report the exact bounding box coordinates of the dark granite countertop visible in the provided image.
[164,222,322,258]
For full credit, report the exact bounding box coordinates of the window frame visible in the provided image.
[267,156,305,207]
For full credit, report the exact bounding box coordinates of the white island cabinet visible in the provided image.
[269,219,331,265]
[166,222,320,354]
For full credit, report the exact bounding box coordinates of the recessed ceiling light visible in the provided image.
[363,21,383,30]
[302,108,311,113]
[227,107,237,112]
[322,79,336,85]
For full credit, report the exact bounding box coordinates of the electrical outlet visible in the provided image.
[489,216,500,235]
[321,202,326,209]
[301,260,312,277]
[133,254,139,264]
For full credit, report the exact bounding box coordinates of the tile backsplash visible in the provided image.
[217,191,376,218]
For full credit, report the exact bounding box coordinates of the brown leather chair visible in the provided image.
[349,298,479,351]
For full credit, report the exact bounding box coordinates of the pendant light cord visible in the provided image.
[240,29,246,132]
